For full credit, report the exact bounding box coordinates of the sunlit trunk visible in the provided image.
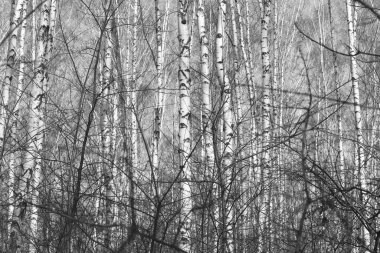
[197,1,215,250]
[178,1,192,251]
[345,0,370,250]
[216,1,235,251]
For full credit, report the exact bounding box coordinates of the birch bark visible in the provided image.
[129,0,138,233]
[9,1,51,252]
[259,0,272,252]
[346,0,364,187]
[29,1,57,250]
[0,0,26,161]
[101,0,115,247]
[345,0,370,250]
[197,0,213,181]
[196,1,215,250]
[216,1,235,251]
[8,0,28,241]
[178,1,192,251]
[152,0,165,194]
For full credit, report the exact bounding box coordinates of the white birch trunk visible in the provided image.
[30,1,57,250]
[346,0,370,250]
[131,0,138,184]
[0,0,26,159]
[346,0,365,188]
[230,0,245,250]
[8,0,28,239]
[259,0,272,252]
[95,58,104,253]
[197,0,214,179]
[197,0,215,250]
[127,0,138,239]
[230,0,242,153]
[178,1,192,251]
[29,0,53,250]
[109,1,120,236]
[152,0,165,195]
[216,1,235,251]
[102,0,114,246]
[9,1,51,252]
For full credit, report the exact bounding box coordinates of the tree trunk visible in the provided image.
[328,0,344,187]
[8,0,28,240]
[197,0,215,251]
[216,1,235,252]
[101,0,115,248]
[346,0,370,250]
[178,1,192,251]
[30,1,57,251]
[152,0,165,196]
[9,1,51,252]
[0,0,26,161]
[259,0,272,252]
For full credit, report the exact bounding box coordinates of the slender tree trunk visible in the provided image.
[317,5,328,250]
[216,1,235,252]
[130,0,138,193]
[9,1,51,252]
[101,0,115,248]
[229,0,245,251]
[259,0,272,252]
[8,0,28,240]
[30,1,56,251]
[109,2,137,249]
[272,0,281,249]
[130,0,138,235]
[108,0,121,243]
[197,1,215,251]
[149,1,165,252]
[152,0,165,196]
[346,0,370,250]
[178,1,192,251]
[29,0,55,250]
[0,0,26,161]
[346,0,364,188]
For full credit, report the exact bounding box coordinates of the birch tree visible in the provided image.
[215,0,235,251]
[8,0,28,240]
[346,0,370,249]
[197,0,213,192]
[0,0,27,161]
[100,0,115,248]
[29,1,56,250]
[152,0,165,194]
[129,0,138,236]
[9,1,51,252]
[178,0,192,251]
[259,0,272,252]
[197,1,215,250]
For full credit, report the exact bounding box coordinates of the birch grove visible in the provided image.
[0,0,380,252]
